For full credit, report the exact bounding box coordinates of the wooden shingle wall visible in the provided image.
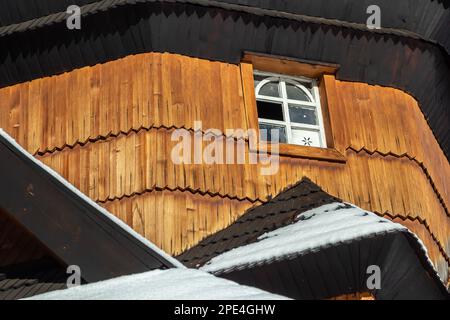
[0,52,448,280]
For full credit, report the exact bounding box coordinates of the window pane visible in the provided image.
[257,100,284,121]
[288,104,317,125]
[258,82,280,97]
[259,123,287,144]
[286,83,311,101]
[291,128,321,147]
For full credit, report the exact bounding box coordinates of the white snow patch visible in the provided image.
[0,129,184,269]
[26,268,289,300]
[201,202,408,273]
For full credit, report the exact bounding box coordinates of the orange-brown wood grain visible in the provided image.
[102,190,258,255]
[0,52,448,276]
[34,128,450,263]
[0,53,248,154]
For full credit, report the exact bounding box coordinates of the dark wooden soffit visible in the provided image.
[220,232,450,300]
[0,134,176,283]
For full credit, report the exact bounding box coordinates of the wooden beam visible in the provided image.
[0,134,176,283]
[251,143,346,163]
[242,51,339,79]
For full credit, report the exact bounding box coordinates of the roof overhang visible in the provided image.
[0,129,181,284]
[212,229,449,300]
[179,180,449,300]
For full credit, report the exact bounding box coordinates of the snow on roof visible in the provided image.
[0,129,184,269]
[201,202,410,274]
[26,268,289,300]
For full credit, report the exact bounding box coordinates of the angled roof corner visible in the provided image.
[0,129,182,290]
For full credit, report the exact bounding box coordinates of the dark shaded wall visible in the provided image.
[1,0,449,53]
[215,0,450,53]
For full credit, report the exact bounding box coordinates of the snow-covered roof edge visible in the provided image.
[402,228,448,290]
[343,203,447,289]
[200,202,446,289]
[26,268,290,300]
[0,129,184,269]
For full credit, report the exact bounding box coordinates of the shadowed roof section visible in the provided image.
[0,259,68,300]
[0,209,69,300]
[177,178,449,300]
[177,178,340,268]
[0,129,181,285]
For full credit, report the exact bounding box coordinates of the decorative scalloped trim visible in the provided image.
[347,146,450,219]
[34,124,247,156]
[96,184,265,204]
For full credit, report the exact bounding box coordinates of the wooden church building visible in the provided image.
[0,0,449,299]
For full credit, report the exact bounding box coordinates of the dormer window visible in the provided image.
[254,71,327,148]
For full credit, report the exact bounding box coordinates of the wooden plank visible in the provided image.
[242,52,339,78]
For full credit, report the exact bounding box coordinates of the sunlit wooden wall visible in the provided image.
[0,52,448,281]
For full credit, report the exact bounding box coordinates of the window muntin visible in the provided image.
[254,71,327,148]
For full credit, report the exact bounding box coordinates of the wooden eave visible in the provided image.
[0,133,176,283]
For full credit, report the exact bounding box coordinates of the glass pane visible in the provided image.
[259,123,287,144]
[254,75,265,89]
[286,83,311,101]
[291,128,322,147]
[257,100,284,121]
[289,104,317,125]
[258,82,280,98]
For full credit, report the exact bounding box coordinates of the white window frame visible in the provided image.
[254,70,327,148]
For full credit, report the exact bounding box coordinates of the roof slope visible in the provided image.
[0,0,429,40]
[0,259,67,300]
[26,268,288,300]
[177,178,339,268]
[200,202,407,274]
[215,0,450,54]
[178,178,449,299]
[0,129,182,285]
[1,0,448,49]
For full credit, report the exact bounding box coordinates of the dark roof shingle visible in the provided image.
[0,259,68,300]
[177,177,340,268]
